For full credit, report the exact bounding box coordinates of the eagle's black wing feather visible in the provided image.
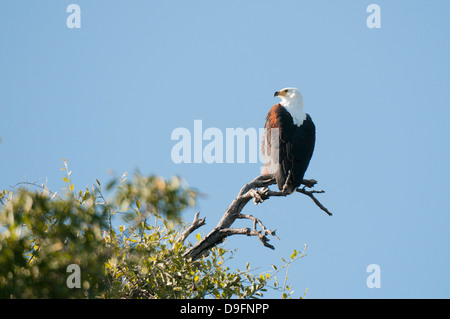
[264,105,315,192]
[285,114,315,190]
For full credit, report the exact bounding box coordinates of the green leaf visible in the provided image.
[290,249,298,259]
[105,180,117,191]
[136,200,141,209]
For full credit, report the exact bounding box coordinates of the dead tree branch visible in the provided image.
[296,188,332,216]
[181,174,331,261]
[176,212,206,244]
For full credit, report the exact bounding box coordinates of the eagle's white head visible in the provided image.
[274,87,306,125]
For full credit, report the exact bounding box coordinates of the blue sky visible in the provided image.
[1,1,450,298]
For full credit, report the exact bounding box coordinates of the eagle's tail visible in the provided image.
[276,169,297,194]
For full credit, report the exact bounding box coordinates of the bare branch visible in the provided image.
[219,227,276,250]
[296,188,332,216]
[10,181,63,200]
[301,179,317,188]
[177,212,206,244]
[182,174,331,261]
[236,213,279,240]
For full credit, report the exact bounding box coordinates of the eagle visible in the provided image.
[262,87,316,194]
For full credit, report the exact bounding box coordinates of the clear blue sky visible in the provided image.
[1,1,449,298]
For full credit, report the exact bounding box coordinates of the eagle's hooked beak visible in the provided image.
[274,90,287,97]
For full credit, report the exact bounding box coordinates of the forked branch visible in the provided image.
[181,174,331,261]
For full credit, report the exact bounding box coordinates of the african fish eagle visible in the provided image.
[262,87,316,194]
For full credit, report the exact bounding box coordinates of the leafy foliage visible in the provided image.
[0,160,306,298]
[0,189,109,298]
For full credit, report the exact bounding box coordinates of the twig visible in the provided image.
[296,188,332,216]
[93,184,114,235]
[219,227,275,250]
[236,213,279,240]
[10,181,63,200]
[177,212,206,244]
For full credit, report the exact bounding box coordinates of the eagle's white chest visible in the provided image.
[283,103,306,126]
